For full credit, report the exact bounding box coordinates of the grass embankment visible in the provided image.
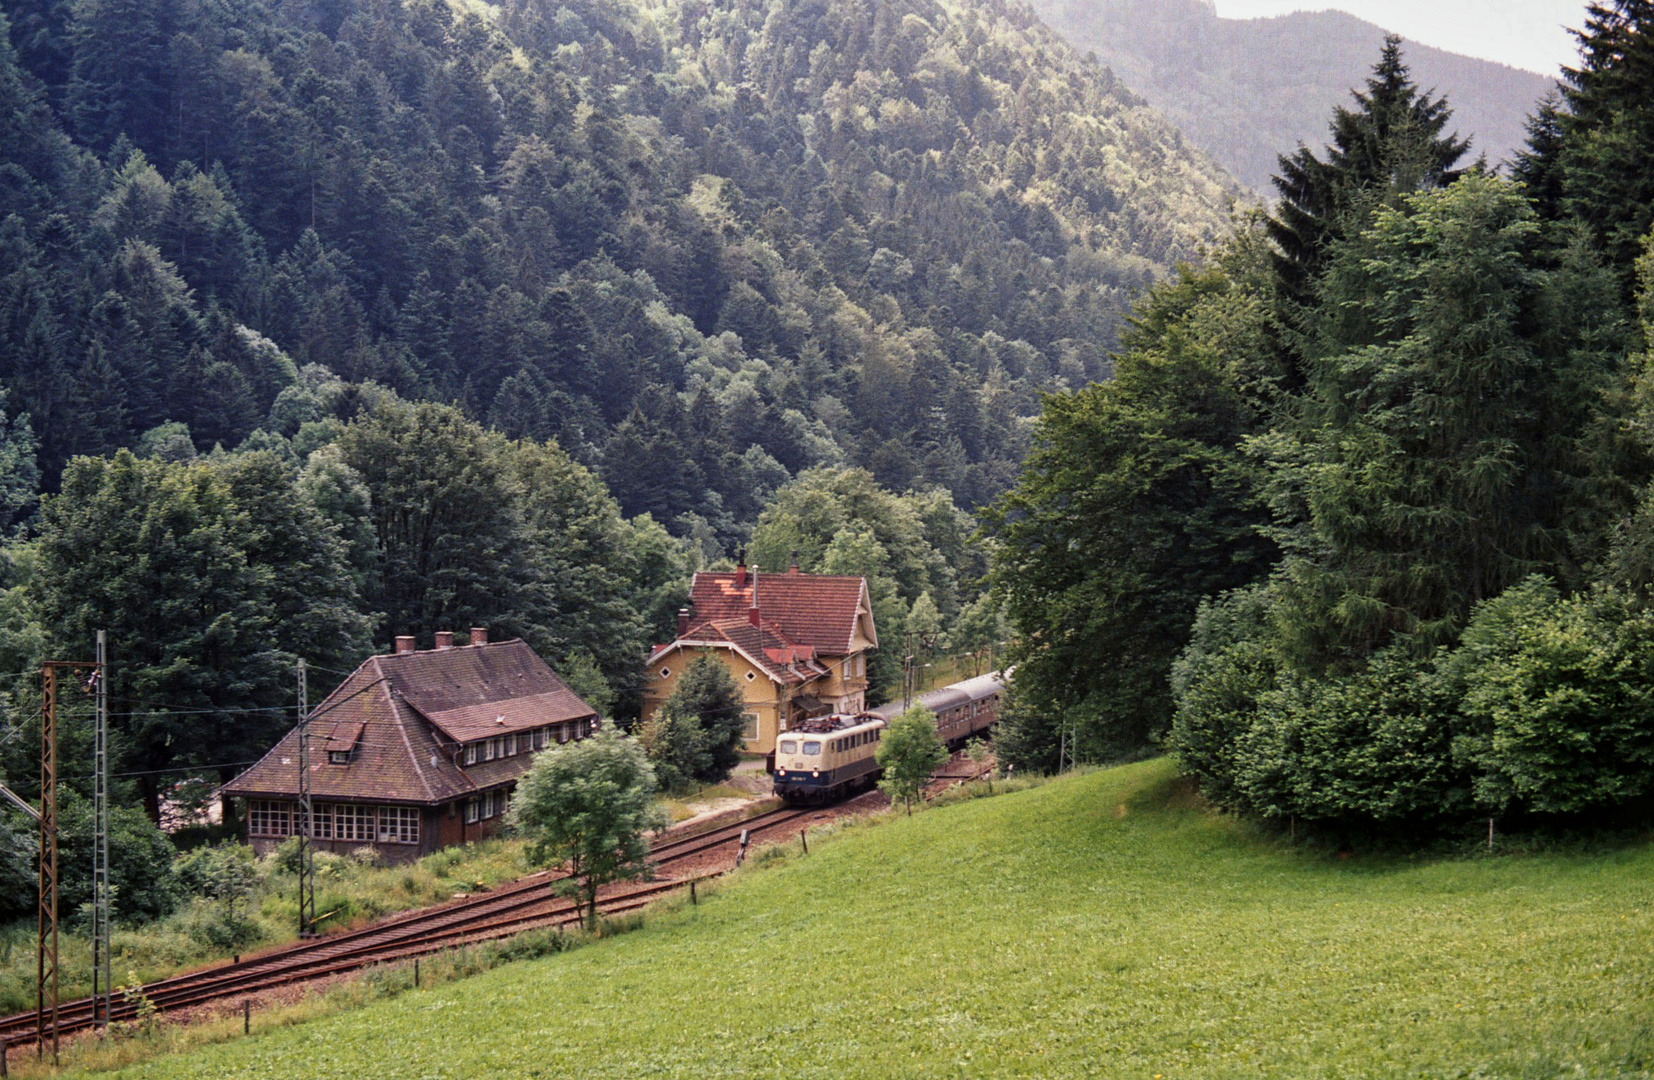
[84,759,1654,1078]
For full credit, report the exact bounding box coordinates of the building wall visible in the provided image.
[643,643,879,755]
[643,645,786,753]
[243,798,457,864]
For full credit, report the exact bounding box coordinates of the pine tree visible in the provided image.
[1267,36,1469,306]
[1554,0,1654,283]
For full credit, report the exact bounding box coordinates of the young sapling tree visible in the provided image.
[508,728,668,929]
[876,707,948,815]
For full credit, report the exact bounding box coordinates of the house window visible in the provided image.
[328,749,351,765]
[744,671,756,682]
[485,738,497,761]
[503,734,516,756]
[247,800,290,837]
[378,806,420,844]
[313,803,334,840]
[464,743,479,766]
[742,712,759,740]
[465,798,479,823]
[660,667,671,679]
[332,804,375,843]
[534,727,546,750]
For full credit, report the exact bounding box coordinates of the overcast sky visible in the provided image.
[1212,1,1590,75]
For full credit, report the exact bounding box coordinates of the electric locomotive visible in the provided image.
[772,712,886,804]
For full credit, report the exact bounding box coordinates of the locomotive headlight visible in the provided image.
[812,770,819,778]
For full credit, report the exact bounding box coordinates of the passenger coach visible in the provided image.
[870,673,1003,748]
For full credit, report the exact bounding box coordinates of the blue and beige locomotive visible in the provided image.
[772,712,887,804]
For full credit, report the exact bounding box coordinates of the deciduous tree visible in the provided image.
[509,728,667,929]
[876,706,947,815]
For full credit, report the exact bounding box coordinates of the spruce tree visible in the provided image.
[1554,0,1654,283]
[1267,36,1469,307]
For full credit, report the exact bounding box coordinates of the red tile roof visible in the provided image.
[687,570,874,653]
[222,640,597,806]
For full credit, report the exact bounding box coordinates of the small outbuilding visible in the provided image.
[222,629,598,862]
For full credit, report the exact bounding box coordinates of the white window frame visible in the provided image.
[377,806,419,844]
[464,743,479,765]
[248,800,291,837]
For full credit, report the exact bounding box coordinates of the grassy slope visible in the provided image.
[108,760,1653,1079]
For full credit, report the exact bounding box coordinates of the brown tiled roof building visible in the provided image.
[222,631,598,861]
[643,561,876,759]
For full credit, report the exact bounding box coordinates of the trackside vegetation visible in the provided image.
[89,760,1654,1080]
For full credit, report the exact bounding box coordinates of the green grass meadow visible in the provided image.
[102,759,1653,1079]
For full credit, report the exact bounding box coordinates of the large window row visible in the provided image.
[461,719,595,766]
[246,800,421,844]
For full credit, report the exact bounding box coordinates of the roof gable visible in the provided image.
[687,571,875,654]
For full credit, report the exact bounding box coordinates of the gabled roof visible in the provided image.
[649,617,831,686]
[222,640,596,806]
[687,569,876,653]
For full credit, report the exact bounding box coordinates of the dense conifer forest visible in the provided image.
[0,0,1244,829]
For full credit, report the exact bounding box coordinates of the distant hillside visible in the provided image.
[0,0,1239,542]
[1027,0,1558,194]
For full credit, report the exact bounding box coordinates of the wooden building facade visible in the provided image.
[221,630,598,862]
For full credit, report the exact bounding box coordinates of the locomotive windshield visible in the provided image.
[803,741,822,755]
[779,740,797,754]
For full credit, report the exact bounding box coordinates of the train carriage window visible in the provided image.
[803,741,822,755]
[780,739,798,754]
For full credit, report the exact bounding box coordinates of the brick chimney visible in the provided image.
[788,551,799,574]
[749,567,761,628]
[735,552,748,589]
[677,608,692,638]
[470,626,488,646]
[394,635,416,654]
[434,631,454,649]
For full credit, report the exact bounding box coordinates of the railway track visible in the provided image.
[0,804,814,1047]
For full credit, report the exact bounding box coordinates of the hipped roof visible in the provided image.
[222,640,596,806]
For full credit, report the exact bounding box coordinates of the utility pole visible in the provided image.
[91,630,110,1032]
[295,660,315,938]
[37,656,95,1064]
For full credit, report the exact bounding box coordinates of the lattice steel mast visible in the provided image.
[295,659,315,938]
[91,630,110,1031]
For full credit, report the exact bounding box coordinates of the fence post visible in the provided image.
[243,998,250,1035]
[414,958,419,988]
[799,828,808,855]
[690,880,697,905]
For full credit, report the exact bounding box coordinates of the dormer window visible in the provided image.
[323,720,365,765]
[463,743,479,766]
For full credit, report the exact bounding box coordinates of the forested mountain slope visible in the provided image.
[0,0,1237,547]
[1028,0,1555,193]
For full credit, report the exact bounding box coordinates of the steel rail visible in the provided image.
[0,803,813,1045]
